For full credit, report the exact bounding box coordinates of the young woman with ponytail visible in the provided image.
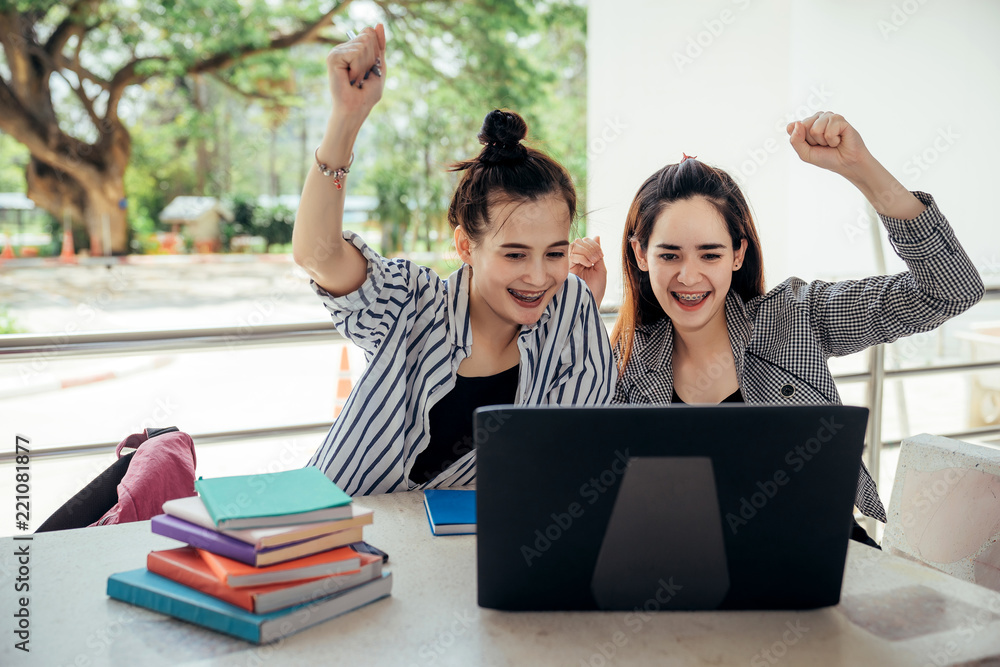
[572,112,984,545]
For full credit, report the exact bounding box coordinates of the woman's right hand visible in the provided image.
[295,25,385,296]
[327,24,387,122]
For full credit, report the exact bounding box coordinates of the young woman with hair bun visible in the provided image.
[294,26,613,496]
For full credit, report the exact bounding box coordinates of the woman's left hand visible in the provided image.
[786,112,873,178]
[570,236,607,308]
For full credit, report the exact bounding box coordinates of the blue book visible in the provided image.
[423,489,476,536]
[107,568,392,644]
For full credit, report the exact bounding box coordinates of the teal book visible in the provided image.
[423,489,476,536]
[195,467,353,529]
[107,568,392,644]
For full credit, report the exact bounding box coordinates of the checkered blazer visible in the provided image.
[613,192,984,522]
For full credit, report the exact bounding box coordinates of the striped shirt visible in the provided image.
[307,231,615,496]
[613,192,985,522]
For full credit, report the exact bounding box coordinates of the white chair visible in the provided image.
[881,433,1000,592]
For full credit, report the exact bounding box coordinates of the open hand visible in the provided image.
[570,236,607,308]
[786,112,873,178]
[327,24,386,120]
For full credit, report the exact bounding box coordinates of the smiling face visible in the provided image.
[631,196,747,337]
[456,192,572,332]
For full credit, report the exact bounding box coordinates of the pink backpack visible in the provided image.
[92,427,197,526]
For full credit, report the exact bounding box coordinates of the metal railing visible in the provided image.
[0,321,344,360]
[2,290,999,465]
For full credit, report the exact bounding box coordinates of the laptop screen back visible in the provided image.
[475,404,868,611]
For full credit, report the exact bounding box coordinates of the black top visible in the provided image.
[671,387,744,404]
[408,364,520,484]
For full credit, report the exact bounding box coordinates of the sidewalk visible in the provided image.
[0,253,323,335]
[0,355,174,399]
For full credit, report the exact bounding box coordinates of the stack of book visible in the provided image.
[106,467,392,643]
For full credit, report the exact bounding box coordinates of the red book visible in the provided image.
[146,547,384,614]
[198,545,362,587]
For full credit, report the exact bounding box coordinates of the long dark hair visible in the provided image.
[448,109,576,244]
[612,158,765,373]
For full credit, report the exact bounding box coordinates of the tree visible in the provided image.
[0,0,350,254]
[0,1,585,256]
[366,0,587,256]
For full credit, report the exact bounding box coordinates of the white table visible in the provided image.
[2,491,1000,666]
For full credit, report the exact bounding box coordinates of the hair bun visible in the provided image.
[477,109,528,164]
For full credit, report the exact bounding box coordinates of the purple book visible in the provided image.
[150,515,365,567]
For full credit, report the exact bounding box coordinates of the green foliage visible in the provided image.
[253,204,295,247]
[3,0,588,257]
[371,165,414,256]
[0,134,29,192]
[366,0,588,256]
[0,306,24,335]
[220,194,256,250]
[219,196,293,250]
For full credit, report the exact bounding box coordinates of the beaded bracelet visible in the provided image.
[314,148,354,190]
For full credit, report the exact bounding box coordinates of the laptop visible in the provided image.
[474,404,869,611]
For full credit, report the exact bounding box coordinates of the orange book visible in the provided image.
[198,545,362,587]
[147,547,384,614]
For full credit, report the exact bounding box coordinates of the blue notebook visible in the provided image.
[107,568,392,644]
[423,489,476,536]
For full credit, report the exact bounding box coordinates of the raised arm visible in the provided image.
[785,112,983,356]
[786,111,926,221]
[293,25,386,296]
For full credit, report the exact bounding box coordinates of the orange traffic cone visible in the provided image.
[333,346,353,418]
[59,225,77,264]
[0,239,14,261]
